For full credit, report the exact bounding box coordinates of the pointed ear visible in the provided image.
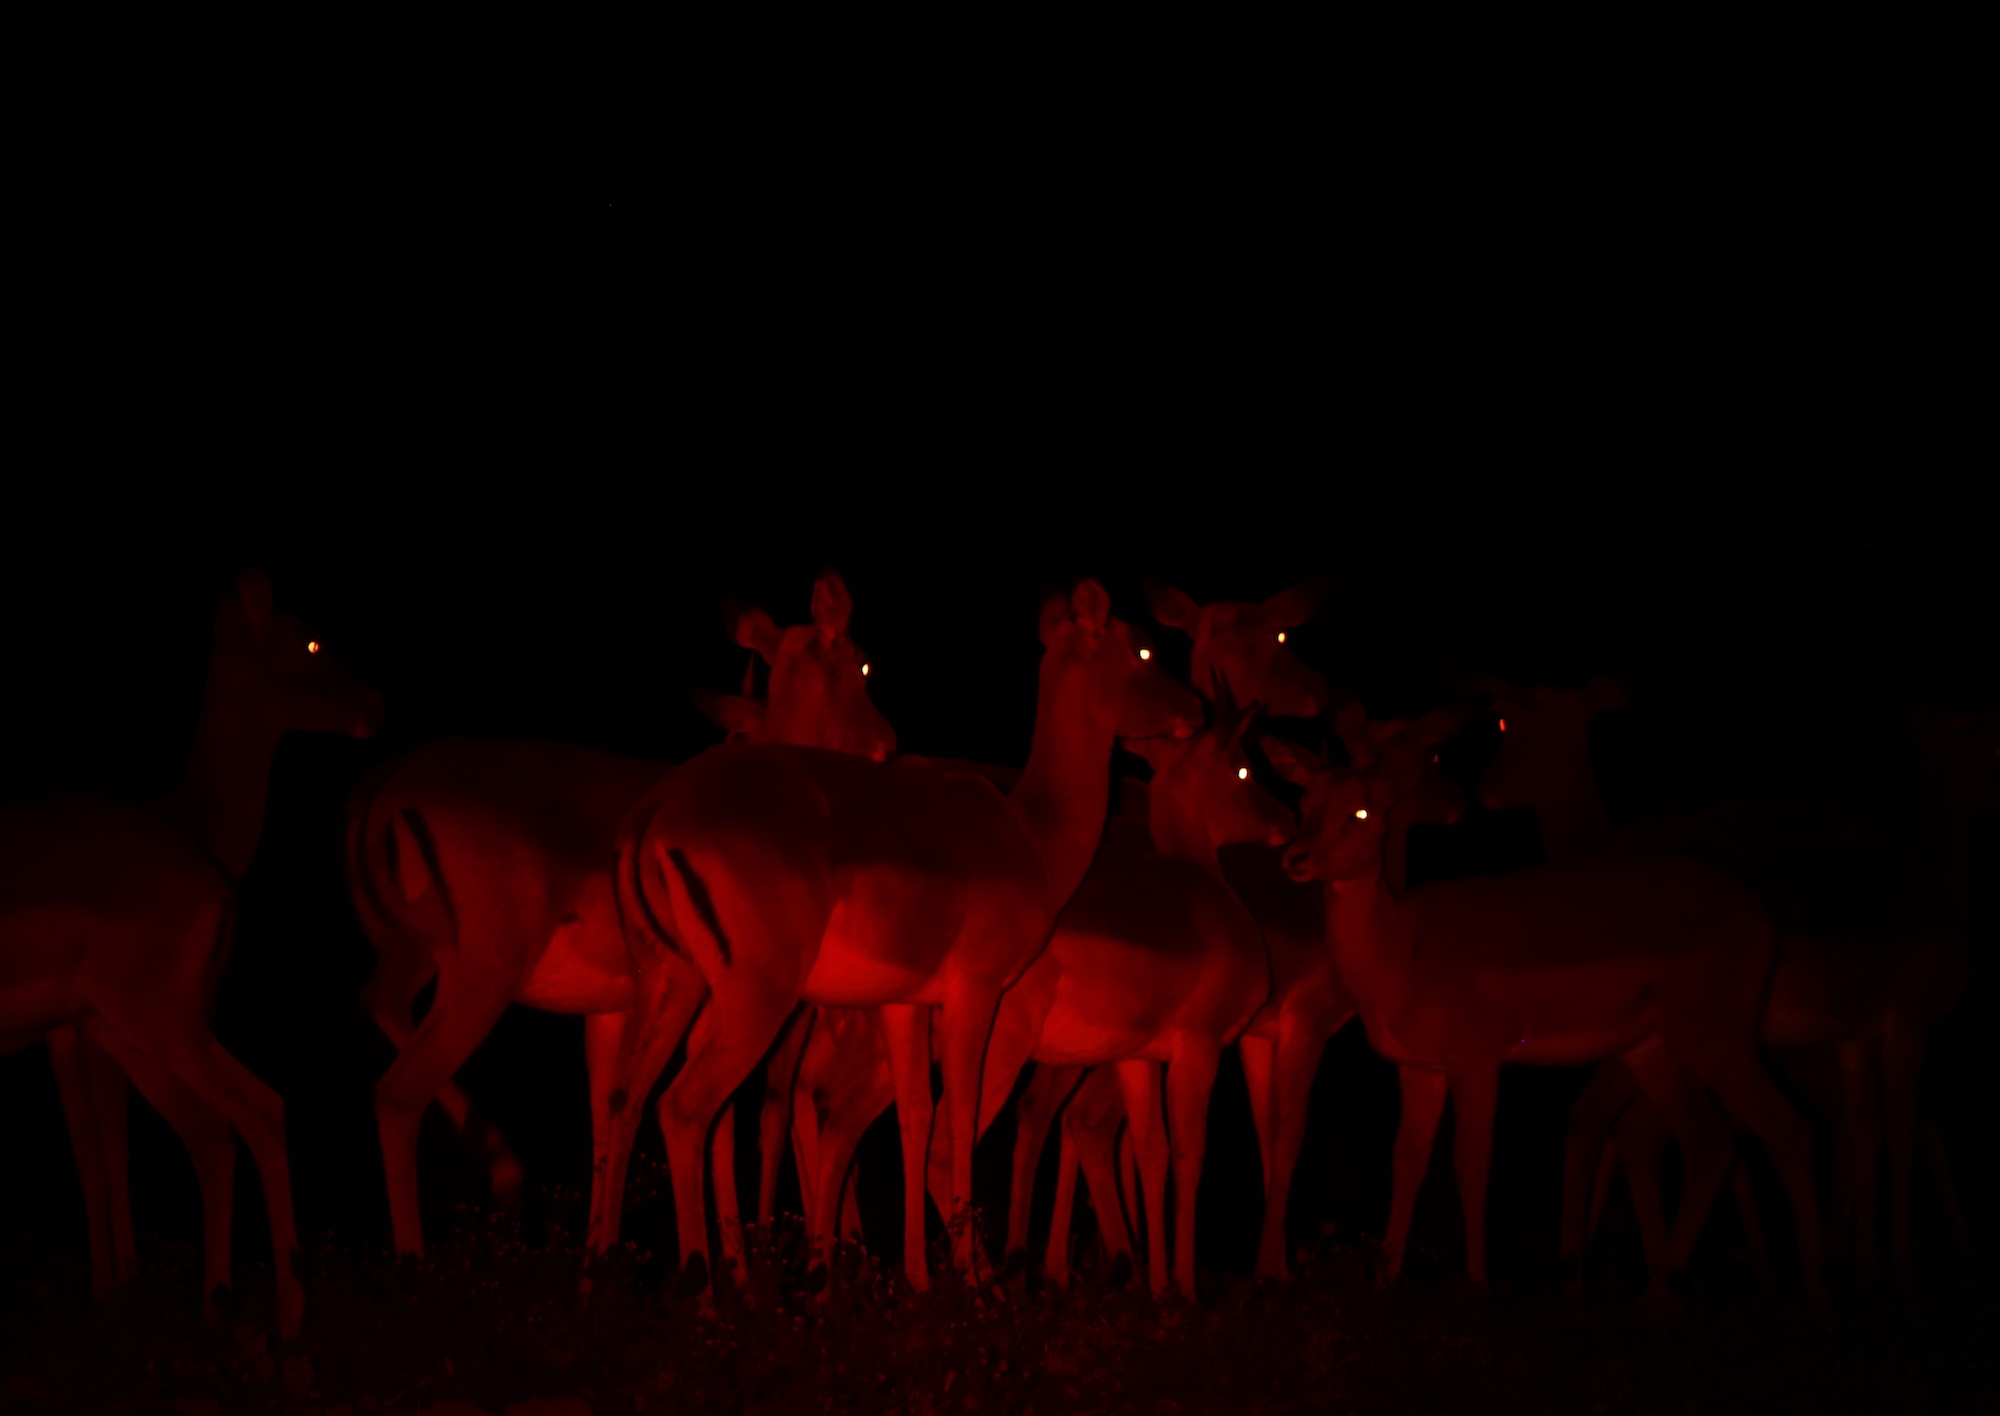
[1260,736,1325,787]
[1231,702,1264,750]
[237,568,274,633]
[811,573,853,643]
[1582,675,1628,714]
[726,598,784,662]
[1039,592,1070,646]
[689,687,766,740]
[1143,579,1204,632]
[1069,579,1112,633]
[1121,734,1189,774]
[1262,572,1333,628]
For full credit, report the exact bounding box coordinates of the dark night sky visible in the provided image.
[5,5,1997,1278]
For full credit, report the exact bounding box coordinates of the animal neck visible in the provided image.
[1323,849,1415,1024]
[1011,653,1116,913]
[1146,772,1223,875]
[160,655,282,881]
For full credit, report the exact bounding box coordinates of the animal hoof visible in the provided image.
[674,1253,711,1301]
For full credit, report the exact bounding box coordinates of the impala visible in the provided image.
[773,580,1345,1279]
[1478,677,1990,1290]
[0,570,384,1336]
[344,572,893,1261]
[613,581,1203,1292]
[1267,713,1827,1308]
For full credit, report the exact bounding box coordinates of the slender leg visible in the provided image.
[1882,1017,1924,1291]
[590,955,708,1257]
[1067,1072,1135,1275]
[1006,1065,1083,1264]
[49,1028,119,1299]
[1613,1104,1672,1278]
[363,949,523,1209]
[711,1103,746,1282]
[1675,1041,1826,1306]
[1446,1063,1499,1290]
[1045,1119,1083,1283]
[1255,1017,1332,1280]
[373,955,520,1257]
[1623,1040,1735,1290]
[936,980,1008,1277]
[791,1092,822,1231]
[1384,1067,1449,1285]
[1165,1036,1223,1298]
[88,1011,305,1338]
[1115,1059,1170,1295]
[1837,1037,1882,1286]
[94,1033,236,1318]
[758,1007,811,1226]
[1562,1059,1639,1291]
[653,978,792,1294]
[1238,1034,1278,1212]
[877,1004,936,1289]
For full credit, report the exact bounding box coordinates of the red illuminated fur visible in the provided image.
[345,573,893,1262]
[614,583,1202,1292]
[0,571,384,1337]
[1269,714,1828,1308]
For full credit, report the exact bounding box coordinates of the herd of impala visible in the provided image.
[1,567,1992,1339]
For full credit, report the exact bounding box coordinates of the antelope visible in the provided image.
[771,577,1342,1278]
[0,569,384,1336]
[344,572,894,1261]
[1478,677,1990,1291]
[1266,711,1828,1308]
[612,581,1203,1292]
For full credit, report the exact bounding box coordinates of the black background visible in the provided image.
[4,4,1996,1287]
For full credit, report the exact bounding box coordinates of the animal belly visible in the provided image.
[0,910,89,1039]
[800,894,955,1007]
[802,946,937,1007]
[1032,1020,1165,1066]
[517,912,638,1013]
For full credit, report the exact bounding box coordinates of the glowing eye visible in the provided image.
[1276,631,1286,644]
[1138,648,1151,661]
[861,663,870,677]
[1237,766,1249,780]
[1355,808,1368,820]
[1497,718,1506,733]
[307,641,320,654]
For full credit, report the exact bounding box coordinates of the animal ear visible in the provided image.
[1260,736,1325,787]
[1582,675,1628,714]
[1039,592,1071,646]
[811,572,853,643]
[1069,579,1112,633]
[726,598,784,662]
[1262,572,1333,628]
[237,568,274,633]
[688,687,765,740]
[1143,579,1203,632]
[1208,665,1238,728]
[1120,734,1188,774]
[1232,702,1265,749]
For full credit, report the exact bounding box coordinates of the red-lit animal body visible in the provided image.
[0,570,383,1337]
[775,582,1343,1275]
[1478,678,1990,1290]
[613,583,1202,1292]
[951,696,1289,1298]
[345,573,893,1261]
[1267,714,1827,1308]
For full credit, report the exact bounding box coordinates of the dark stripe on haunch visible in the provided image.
[398,808,459,947]
[615,830,685,958]
[666,847,733,966]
